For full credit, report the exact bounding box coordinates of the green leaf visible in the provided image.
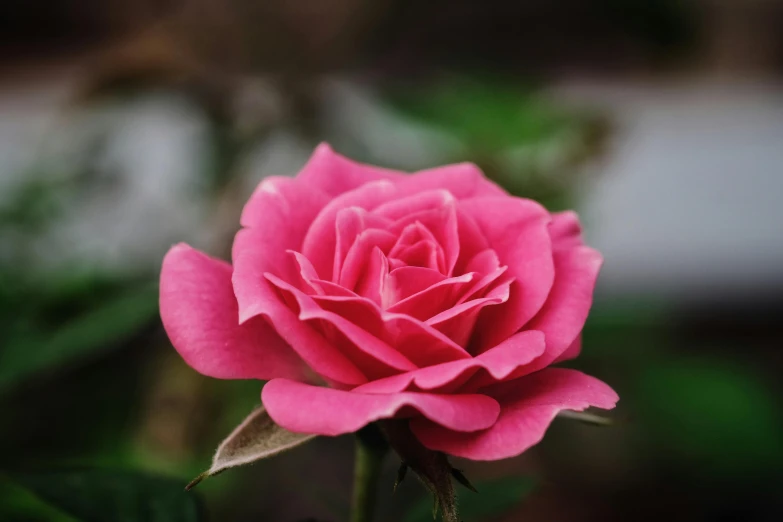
[11,469,205,522]
[0,475,79,522]
[187,405,316,490]
[404,475,536,522]
[0,280,159,392]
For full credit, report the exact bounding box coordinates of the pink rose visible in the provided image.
[160,144,617,460]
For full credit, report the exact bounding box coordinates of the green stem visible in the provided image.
[351,424,388,522]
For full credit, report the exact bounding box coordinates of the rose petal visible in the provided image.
[311,295,472,366]
[339,229,398,290]
[352,330,546,395]
[288,250,357,299]
[396,162,507,200]
[386,272,475,320]
[549,210,584,251]
[463,248,500,274]
[388,220,439,251]
[263,379,500,436]
[410,368,618,460]
[297,143,406,197]
[266,272,418,379]
[386,221,444,272]
[384,266,448,306]
[373,189,455,221]
[460,197,554,352]
[454,209,490,274]
[240,176,330,238]
[333,207,392,282]
[387,200,460,275]
[303,180,399,279]
[457,251,509,305]
[233,228,367,386]
[354,247,390,306]
[554,335,582,363]
[524,246,602,370]
[160,244,307,381]
[286,250,327,295]
[427,279,511,347]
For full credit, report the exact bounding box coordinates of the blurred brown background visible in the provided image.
[1,1,782,521]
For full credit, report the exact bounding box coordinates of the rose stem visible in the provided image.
[351,424,389,522]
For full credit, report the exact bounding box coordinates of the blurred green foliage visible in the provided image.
[0,274,159,392]
[636,356,783,476]
[383,77,609,208]
[8,469,205,522]
[403,476,535,522]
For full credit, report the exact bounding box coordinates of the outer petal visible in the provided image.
[240,175,330,237]
[410,368,618,460]
[554,335,582,363]
[160,244,307,381]
[297,143,406,197]
[263,379,500,436]
[397,162,507,200]
[549,210,585,251]
[460,197,554,351]
[524,246,602,370]
[373,189,456,221]
[352,330,546,395]
[233,228,367,386]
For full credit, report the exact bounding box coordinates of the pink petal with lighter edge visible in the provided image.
[396,162,507,200]
[354,247,390,306]
[311,295,472,366]
[410,368,618,460]
[549,210,584,251]
[263,379,500,436]
[386,272,475,320]
[297,143,406,198]
[427,284,510,347]
[352,330,546,395]
[384,266,448,306]
[233,228,367,386]
[373,189,456,221]
[460,197,554,352]
[388,240,442,272]
[387,202,460,275]
[240,176,330,239]
[289,250,356,298]
[265,272,418,377]
[303,180,399,279]
[554,335,582,363]
[454,209,490,274]
[333,207,392,282]
[339,229,398,290]
[160,244,307,381]
[523,246,603,371]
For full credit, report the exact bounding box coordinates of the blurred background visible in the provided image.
[1,1,782,521]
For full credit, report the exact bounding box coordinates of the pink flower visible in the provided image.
[160,144,617,460]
